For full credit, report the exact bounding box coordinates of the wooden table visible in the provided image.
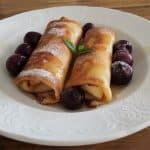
[0,0,150,149]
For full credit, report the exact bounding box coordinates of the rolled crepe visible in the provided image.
[15,17,82,104]
[66,27,115,107]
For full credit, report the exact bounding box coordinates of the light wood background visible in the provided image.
[0,0,150,149]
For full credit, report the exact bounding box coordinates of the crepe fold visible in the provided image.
[66,27,115,107]
[15,17,82,104]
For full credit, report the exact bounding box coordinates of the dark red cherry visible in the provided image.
[15,43,33,58]
[111,61,133,85]
[113,40,132,54]
[24,31,41,48]
[112,50,133,66]
[6,54,27,76]
[82,23,94,38]
[61,87,85,110]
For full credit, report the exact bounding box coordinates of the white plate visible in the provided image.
[0,6,150,146]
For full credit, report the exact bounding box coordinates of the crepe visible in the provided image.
[66,27,115,107]
[15,17,82,104]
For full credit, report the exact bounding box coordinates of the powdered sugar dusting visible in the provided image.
[48,28,66,36]
[19,69,60,84]
[50,21,65,27]
[35,43,64,59]
[43,59,48,63]
[55,65,63,79]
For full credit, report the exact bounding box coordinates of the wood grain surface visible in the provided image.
[0,0,150,149]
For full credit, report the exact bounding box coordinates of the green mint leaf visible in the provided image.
[64,38,76,53]
[77,48,91,54]
[77,43,91,54]
[77,43,85,52]
[64,38,91,55]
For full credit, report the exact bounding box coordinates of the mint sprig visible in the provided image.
[77,43,91,54]
[64,37,76,53]
[64,38,91,55]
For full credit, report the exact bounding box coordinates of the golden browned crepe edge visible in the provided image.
[66,27,115,106]
[15,16,82,104]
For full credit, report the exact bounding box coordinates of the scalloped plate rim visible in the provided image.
[0,6,150,146]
